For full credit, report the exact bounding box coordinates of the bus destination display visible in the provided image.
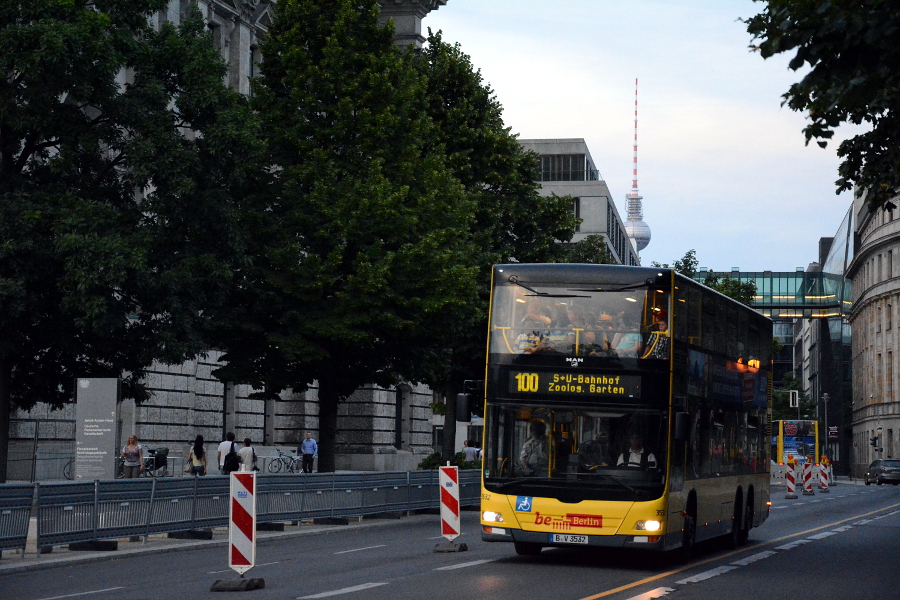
[509,371,641,399]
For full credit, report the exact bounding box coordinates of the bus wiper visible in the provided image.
[508,276,590,298]
[569,279,654,293]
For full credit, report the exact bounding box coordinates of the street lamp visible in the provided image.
[821,393,829,461]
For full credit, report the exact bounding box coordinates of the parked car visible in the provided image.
[864,459,900,485]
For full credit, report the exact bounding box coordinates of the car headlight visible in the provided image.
[482,511,504,523]
[635,520,661,531]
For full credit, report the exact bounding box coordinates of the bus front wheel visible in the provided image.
[677,515,696,562]
[514,541,543,556]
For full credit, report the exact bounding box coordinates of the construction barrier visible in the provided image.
[802,462,816,496]
[0,469,481,554]
[819,463,830,493]
[785,463,798,499]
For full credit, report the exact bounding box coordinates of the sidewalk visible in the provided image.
[0,513,436,576]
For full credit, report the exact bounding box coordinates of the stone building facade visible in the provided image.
[8,0,449,479]
[847,192,900,475]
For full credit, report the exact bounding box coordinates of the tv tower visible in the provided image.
[624,78,651,256]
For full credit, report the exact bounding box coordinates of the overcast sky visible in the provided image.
[425,0,857,272]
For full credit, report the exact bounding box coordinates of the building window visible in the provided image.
[537,154,588,181]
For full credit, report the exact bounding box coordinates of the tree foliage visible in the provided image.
[413,32,579,459]
[211,0,483,471]
[746,0,900,209]
[0,1,257,481]
[566,235,617,265]
[772,372,816,421]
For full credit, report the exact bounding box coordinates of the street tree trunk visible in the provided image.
[0,359,11,483]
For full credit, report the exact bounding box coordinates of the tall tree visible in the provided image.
[746,1,900,210]
[414,33,578,459]
[213,0,479,471]
[0,1,258,481]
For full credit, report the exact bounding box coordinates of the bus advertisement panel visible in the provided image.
[775,420,819,465]
[480,264,772,557]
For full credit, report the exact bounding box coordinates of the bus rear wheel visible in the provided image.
[514,541,543,556]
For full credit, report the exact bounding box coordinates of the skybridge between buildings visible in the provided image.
[693,269,851,319]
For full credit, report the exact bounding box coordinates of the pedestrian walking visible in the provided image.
[301,432,318,473]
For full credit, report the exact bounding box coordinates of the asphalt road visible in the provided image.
[2,481,899,600]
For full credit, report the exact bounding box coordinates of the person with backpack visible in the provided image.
[217,432,237,475]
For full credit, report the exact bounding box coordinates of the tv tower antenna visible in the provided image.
[624,78,651,255]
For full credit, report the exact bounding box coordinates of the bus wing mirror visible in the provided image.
[674,412,691,442]
[456,393,471,422]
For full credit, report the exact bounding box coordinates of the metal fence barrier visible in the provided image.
[0,484,34,552]
[0,470,482,554]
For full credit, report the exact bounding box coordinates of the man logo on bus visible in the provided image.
[515,496,533,512]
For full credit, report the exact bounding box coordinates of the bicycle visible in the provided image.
[141,447,170,477]
[266,447,303,473]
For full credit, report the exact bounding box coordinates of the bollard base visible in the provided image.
[785,494,798,499]
[69,540,118,552]
[312,517,349,525]
[210,578,266,592]
[256,522,285,531]
[434,542,468,553]
[168,529,214,540]
[819,487,830,493]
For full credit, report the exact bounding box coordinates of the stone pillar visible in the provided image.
[377,0,448,49]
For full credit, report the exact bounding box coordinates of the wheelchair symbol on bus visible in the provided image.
[515,496,533,512]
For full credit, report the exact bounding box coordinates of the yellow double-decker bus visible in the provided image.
[480,264,772,557]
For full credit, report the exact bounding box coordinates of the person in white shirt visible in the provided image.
[217,432,236,475]
[617,433,657,469]
[238,438,257,471]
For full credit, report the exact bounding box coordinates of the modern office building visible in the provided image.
[519,139,640,266]
[695,216,854,474]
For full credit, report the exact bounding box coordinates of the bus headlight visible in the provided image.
[636,520,661,531]
[482,511,504,523]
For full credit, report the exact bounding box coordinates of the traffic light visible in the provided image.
[789,390,799,408]
[871,436,879,448]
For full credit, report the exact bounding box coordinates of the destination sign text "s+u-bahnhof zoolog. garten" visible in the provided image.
[509,372,641,398]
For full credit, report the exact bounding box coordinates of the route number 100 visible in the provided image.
[515,372,539,392]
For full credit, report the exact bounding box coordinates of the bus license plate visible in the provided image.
[550,534,588,544]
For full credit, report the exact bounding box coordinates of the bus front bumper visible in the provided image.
[481,526,666,550]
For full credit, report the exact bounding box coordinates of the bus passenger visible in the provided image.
[516,317,544,353]
[617,433,657,469]
[519,421,549,476]
[612,317,643,358]
[641,310,669,359]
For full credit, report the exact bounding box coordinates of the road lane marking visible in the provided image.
[434,559,495,570]
[333,545,386,554]
[775,539,812,550]
[625,587,676,600]
[427,533,467,539]
[808,531,838,539]
[730,551,776,566]
[36,589,125,600]
[578,501,900,600]
[297,583,388,598]
[675,565,737,584]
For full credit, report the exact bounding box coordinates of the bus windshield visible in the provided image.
[482,401,667,502]
[490,278,669,359]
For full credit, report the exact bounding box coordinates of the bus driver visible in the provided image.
[617,433,657,469]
